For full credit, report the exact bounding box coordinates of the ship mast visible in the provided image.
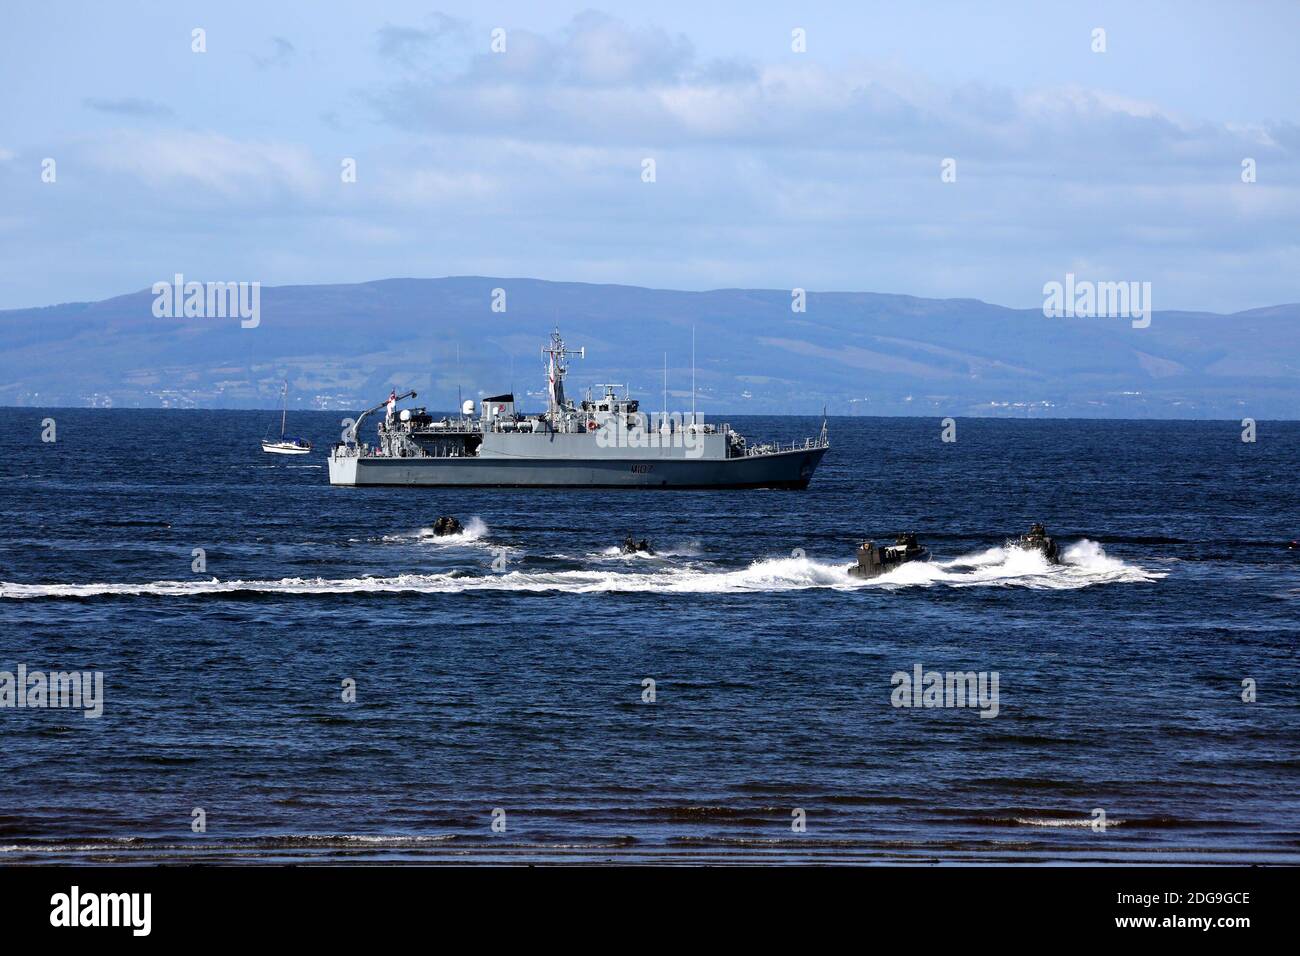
[541,328,585,419]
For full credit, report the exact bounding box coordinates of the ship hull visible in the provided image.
[328,446,826,489]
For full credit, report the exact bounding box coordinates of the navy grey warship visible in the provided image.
[328,329,828,488]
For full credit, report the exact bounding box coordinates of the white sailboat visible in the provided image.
[261,381,313,455]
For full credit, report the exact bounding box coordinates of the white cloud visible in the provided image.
[379,166,497,206]
[86,131,325,201]
[369,11,1291,183]
[3,10,1296,314]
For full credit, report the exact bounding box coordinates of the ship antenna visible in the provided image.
[662,352,667,431]
[691,326,696,424]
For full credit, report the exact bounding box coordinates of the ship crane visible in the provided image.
[345,389,417,444]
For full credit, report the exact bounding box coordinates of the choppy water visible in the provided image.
[1,410,1296,864]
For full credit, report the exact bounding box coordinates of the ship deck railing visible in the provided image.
[739,435,829,457]
[333,431,828,460]
[334,444,476,460]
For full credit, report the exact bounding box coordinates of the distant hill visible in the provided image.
[1,276,1296,418]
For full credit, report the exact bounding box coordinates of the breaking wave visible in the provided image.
[0,540,1162,600]
[1010,816,1124,829]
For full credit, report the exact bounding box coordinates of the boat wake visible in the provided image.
[415,516,489,546]
[595,540,704,561]
[382,517,490,546]
[0,540,1161,600]
[867,539,1158,589]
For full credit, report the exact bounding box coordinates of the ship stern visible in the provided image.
[327,448,359,486]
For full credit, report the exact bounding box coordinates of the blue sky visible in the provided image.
[1,0,1296,312]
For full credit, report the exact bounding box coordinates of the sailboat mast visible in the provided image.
[280,381,287,438]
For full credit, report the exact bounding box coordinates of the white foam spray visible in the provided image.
[0,540,1162,600]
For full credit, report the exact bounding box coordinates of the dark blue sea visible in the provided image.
[1,409,1296,864]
